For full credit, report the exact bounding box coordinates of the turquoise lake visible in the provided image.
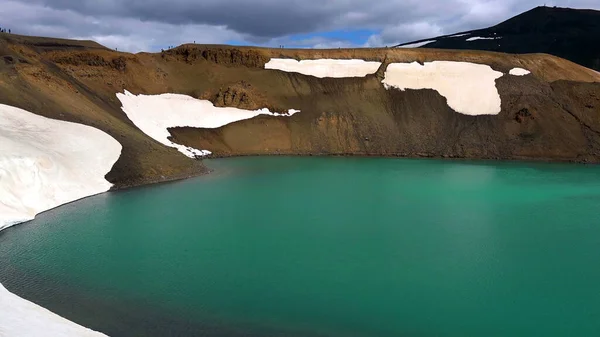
[1,157,600,336]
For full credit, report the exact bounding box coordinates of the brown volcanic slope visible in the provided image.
[0,33,207,188]
[168,47,600,162]
[1,33,600,189]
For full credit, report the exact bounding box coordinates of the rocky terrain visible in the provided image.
[1,31,599,191]
[396,6,600,72]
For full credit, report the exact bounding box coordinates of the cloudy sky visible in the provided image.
[0,0,598,52]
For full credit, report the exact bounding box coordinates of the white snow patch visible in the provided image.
[0,104,122,231]
[397,40,436,48]
[509,67,531,76]
[466,36,501,41]
[382,61,504,116]
[264,58,381,78]
[0,283,107,336]
[117,91,299,157]
[450,33,471,38]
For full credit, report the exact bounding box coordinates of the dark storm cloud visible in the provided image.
[17,0,467,39]
[1,0,599,51]
[24,0,334,37]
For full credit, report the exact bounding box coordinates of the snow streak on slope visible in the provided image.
[0,104,122,230]
[449,33,471,38]
[117,91,299,157]
[0,283,107,337]
[264,59,381,78]
[397,40,436,48]
[466,36,502,41]
[382,61,504,116]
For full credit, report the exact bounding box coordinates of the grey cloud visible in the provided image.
[1,0,599,52]
[28,0,334,38]
[0,1,243,51]
[5,0,523,38]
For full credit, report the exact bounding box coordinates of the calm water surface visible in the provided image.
[1,157,600,337]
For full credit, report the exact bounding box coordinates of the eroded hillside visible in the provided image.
[0,34,207,188]
[1,32,600,190]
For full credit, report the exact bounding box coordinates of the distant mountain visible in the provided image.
[396,6,600,71]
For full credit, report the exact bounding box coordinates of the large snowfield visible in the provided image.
[117,90,299,157]
[0,104,122,230]
[382,61,504,116]
[0,103,119,336]
[264,58,382,78]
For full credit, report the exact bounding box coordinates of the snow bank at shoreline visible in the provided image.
[0,283,107,336]
[117,90,299,157]
[382,61,504,116]
[0,103,118,336]
[264,58,381,78]
[0,104,122,231]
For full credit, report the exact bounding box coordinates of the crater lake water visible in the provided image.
[1,157,600,337]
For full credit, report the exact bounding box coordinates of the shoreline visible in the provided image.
[200,151,600,165]
[0,169,211,234]
[4,152,596,234]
